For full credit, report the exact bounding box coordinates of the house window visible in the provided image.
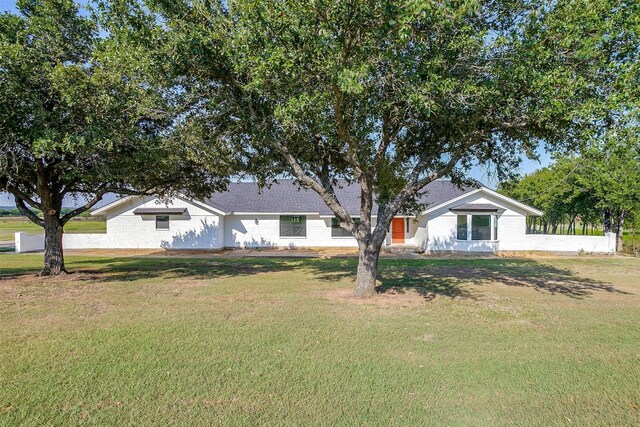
[331,217,360,237]
[280,215,307,237]
[156,215,170,230]
[456,215,468,240]
[472,215,491,240]
[405,218,410,234]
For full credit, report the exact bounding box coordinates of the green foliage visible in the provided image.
[0,0,235,272]
[0,207,24,217]
[0,0,231,225]
[121,0,636,228]
[100,0,638,288]
[499,129,640,253]
[499,157,602,235]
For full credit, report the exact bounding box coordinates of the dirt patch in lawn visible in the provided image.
[324,287,436,307]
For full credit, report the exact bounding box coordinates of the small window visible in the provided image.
[280,215,307,237]
[156,215,169,230]
[405,218,410,233]
[472,215,491,240]
[457,215,467,240]
[331,217,360,237]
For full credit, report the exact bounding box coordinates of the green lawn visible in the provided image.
[1,254,639,425]
[0,218,106,242]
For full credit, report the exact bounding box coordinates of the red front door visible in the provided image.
[392,217,405,244]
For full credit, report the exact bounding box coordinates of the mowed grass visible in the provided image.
[0,218,106,242]
[0,254,639,426]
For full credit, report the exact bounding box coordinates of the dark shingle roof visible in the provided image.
[415,180,477,208]
[203,179,477,215]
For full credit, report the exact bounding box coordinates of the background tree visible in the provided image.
[115,0,634,296]
[580,127,640,253]
[0,0,230,275]
[500,135,640,255]
[499,158,601,236]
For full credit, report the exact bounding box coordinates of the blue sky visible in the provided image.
[0,1,552,207]
[0,1,17,14]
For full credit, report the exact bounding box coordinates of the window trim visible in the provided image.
[156,214,170,230]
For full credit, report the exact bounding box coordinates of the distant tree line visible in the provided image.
[499,139,640,255]
[0,207,94,218]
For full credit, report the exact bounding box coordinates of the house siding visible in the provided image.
[64,196,225,250]
[14,190,614,254]
[416,192,614,254]
[224,215,364,248]
[417,193,526,252]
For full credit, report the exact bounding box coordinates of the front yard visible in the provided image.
[0,254,639,425]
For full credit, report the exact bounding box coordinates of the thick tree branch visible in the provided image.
[15,197,44,227]
[60,191,107,225]
[371,152,465,244]
[60,179,81,197]
[270,138,354,226]
[5,184,42,209]
[227,76,359,231]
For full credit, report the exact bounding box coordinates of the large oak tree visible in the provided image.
[0,0,230,274]
[119,0,633,296]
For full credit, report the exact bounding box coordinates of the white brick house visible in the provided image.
[15,180,616,254]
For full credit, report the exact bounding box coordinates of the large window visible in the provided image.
[457,214,496,240]
[472,215,492,240]
[156,215,170,230]
[331,217,360,237]
[456,215,468,240]
[280,215,307,237]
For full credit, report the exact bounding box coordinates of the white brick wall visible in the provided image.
[14,232,45,253]
[504,233,615,253]
[102,196,224,249]
[64,234,110,249]
[224,215,363,248]
[14,192,615,254]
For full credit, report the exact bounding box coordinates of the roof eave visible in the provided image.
[421,187,543,217]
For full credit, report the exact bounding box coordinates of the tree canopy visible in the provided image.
[106,0,639,296]
[0,0,231,274]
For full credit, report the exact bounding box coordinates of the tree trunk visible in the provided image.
[632,216,637,256]
[42,216,66,275]
[354,242,381,298]
[616,210,625,254]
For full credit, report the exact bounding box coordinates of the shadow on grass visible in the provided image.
[374,259,629,299]
[1,256,628,299]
